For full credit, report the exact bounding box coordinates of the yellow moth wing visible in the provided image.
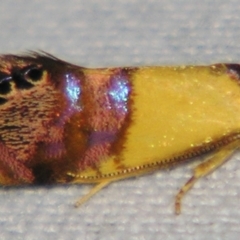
[121,66,240,166]
[75,65,240,181]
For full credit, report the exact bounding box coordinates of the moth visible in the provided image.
[0,52,240,214]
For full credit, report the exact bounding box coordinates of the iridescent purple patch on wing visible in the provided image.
[64,73,82,113]
[108,73,130,116]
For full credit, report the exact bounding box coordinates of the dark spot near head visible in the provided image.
[13,75,34,89]
[11,65,43,89]
[0,72,12,95]
[0,97,7,105]
[0,79,11,95]
[24,65,43,82]
[11,69,34,90]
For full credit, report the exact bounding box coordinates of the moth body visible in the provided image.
[0,53,239,213]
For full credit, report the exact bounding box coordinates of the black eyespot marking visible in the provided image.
[0,72,12,95]
[24,65,43,81]
[12,71,34,89]
[0,97,7,105]
[0,81,11,95]
[10,65,43,90]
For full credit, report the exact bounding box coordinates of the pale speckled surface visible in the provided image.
[0,0,240,239]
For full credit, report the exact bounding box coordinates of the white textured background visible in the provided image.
[0,0,240,239]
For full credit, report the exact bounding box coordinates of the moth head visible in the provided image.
[0,52,78,105]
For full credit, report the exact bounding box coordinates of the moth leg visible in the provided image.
[75,180,111,207]
[175,140,240,215]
